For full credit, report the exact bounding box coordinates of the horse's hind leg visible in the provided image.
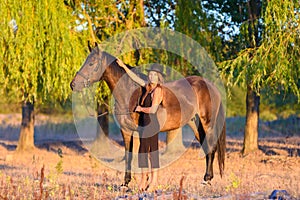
[204,150,216,183]
[196,114,217,184]
[201,128,217,183]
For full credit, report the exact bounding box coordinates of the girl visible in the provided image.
[117,59,165,191]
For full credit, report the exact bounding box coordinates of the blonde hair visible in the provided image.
[157,72,164,84]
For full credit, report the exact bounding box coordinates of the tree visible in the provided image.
[0,0,88,151]
[175,0,223,62]
[66,0,148,151]
[144,0,176,27]
[162,0,225,152]
[220,0,300,154]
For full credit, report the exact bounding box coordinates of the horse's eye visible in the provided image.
[89,62,94,66]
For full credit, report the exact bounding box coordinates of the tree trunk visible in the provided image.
[242,0,261,155]
[242,86,260,155]
[17,101,35,151]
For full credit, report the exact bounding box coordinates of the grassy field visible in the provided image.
[0,114,299,199]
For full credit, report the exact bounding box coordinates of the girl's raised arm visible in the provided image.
[116,59,146,87]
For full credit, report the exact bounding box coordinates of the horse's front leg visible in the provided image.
[121,129,133,186]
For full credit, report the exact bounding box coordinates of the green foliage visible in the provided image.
[225,172,241,192]
[226,85,246,117]
[174,0,224,67]
[0,0,88,106]
[68,0,148,105]
[260,109,278,121]
[144,0,175,27]
[55,159,64,175]
[261,87,300,120]
[1,0,298,116]
[221,1,300,101]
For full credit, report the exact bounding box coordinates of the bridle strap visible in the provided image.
[76,71,89,81]
[75,54,103,88]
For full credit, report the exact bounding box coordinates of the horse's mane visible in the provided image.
[103,51,147,82]
[109,58,133,78]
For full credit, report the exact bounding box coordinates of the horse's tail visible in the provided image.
[217,102,226,178]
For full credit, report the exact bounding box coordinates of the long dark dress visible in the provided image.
[138,85,161,168]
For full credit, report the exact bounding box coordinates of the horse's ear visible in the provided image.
[88,41,92,52]
[95,42,102,54]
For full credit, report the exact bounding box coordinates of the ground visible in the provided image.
[0,114,299,199]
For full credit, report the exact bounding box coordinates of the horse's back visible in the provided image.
[159,76,222,131]
[185,76,222,108]
[159,76,200,131]
[128,75,223,132]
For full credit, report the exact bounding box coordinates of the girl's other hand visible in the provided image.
[135,106,142,112]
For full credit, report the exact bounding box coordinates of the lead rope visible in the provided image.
[79,91,135,118]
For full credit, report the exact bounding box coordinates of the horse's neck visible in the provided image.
[103,61,136,109]
[102,62,123,90]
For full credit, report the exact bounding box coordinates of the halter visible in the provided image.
[75,54,103,88]
[81,97,134,119]
[75,54,137,118]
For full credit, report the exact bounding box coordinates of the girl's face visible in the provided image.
[148,71,159,84]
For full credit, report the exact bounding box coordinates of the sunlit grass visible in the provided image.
[0,114,299,199]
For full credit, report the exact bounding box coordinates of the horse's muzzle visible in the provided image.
[70,80,75,91]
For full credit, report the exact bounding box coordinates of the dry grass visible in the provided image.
[0,137,299,199]
[0,114,299,199]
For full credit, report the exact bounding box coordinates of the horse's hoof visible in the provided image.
[138,187,146,194]
[120,184,131,193]
[120,183,128,189]
[201,180,211,186]
[204,174,213,182]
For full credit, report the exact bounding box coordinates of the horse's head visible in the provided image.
[70,44,111,91]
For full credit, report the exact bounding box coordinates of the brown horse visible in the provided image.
[70,45,226,186]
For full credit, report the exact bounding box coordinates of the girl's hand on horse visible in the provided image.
[135,106,142,112]
[116,59,126,68]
